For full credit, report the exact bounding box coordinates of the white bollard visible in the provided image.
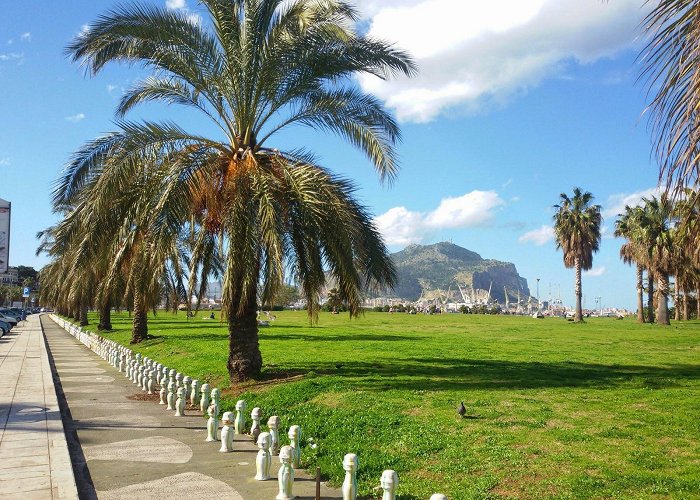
[190,379,201,407]
[211,388,221,418]
[276,445,295,500]
[219,411,234,452]
[206,403,219,442]
[175,387,186,416]
[288,425,301,468]
[255,432,272,481]
[267,416,280,455]
[342,453,358,500]
[250,407,262,442]
[234,400,247,434]
[147,369,155,395]
[200,383,211,414]
[380,470,398,500]
[429,495,448,500]
[159,381,167,405]
[175,372,183,391]
[166,380,176,410]
[183,376,192,401]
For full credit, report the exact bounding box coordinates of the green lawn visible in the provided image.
[76,311,700,499]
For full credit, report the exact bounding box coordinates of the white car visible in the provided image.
[0,312,18,327]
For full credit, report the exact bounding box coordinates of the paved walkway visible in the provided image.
[41,315,342,500]
[0,315,78,499]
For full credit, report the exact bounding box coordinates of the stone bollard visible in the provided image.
[234,400,247,434]
[255,431,272,481]
[175,372,183,391]
[219,411,234,452]
[183,376,192,401]
[175,387,186,416]
[267,416,280,455]
[276,445,295,500]
[161,367,169,387]
[342,453,358,500]
[119,354,125,373]
[167,380,176,410]
[206,403,219,442]
[159,380,167,405]
[136,365,143,387]
[288,425,301,468]
[250,407,262,443]
[142,367,150,392]
[200,383,211,414]
[168,368,176,389]
[147,369,155,395]
[429,495,448,500]
[190,379,201,407]
[380,470,398,500]
[211,388,221,418]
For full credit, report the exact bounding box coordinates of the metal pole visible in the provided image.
[315,467,321,500]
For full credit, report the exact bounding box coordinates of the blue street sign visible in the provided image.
[22,287,30,298]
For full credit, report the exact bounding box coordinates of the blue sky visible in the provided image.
[0,0,663,310]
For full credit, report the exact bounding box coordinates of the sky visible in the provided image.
[0,0,666,310]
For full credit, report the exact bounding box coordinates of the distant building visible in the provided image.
[0,266,19,285]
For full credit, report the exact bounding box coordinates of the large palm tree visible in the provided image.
[637,195,675,325]
[61,0,414,382]
[553,188,602,322]
[615,205,647,323]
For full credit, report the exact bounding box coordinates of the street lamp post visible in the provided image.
[536,278,541,312]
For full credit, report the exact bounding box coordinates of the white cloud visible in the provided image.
[0,52,23,62]
[166,0,187,9]
[518,224,554,246]
[357,0,650,122]
[374,206,430,246]
[375,190,504,246]
[583,265,606,277]
[20,32,31,42]
[603,187,662,218]
[65,113,86,123]
[0,158,10,166]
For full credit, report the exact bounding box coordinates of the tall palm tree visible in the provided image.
[637,195,675,325]
[61,0,414,382]
[615,205,646,323]
[553,188,602,322]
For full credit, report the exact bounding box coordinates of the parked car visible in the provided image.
[0,319,9,336]
[0,312,17,327]
[0,309,20,322]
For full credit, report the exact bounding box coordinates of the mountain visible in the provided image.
[388,242,530,304]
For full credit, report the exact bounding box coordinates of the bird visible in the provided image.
[457,402,467,417]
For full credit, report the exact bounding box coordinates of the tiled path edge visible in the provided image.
[0,314,79,499]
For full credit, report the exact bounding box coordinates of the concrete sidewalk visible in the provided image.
[41,315,342,500]
[0,315,78,499]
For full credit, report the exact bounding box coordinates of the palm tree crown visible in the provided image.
[553,187,602,322]
[54,0,416,381]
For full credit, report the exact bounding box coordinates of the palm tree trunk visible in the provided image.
[647,272,655,323]
[98,299,112,330]
[79,303,89,326]
[636,264,645,323]
[683,286,689,320]
[226,284,262,383]
[574,257,583,322]
[131,288,148,343]
[674,279,681,321]
[656,272,670,325]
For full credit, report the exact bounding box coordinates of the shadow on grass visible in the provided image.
[302,357,700,391]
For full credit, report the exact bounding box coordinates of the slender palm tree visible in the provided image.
[637,195,675,325]
[553,188,602,322]
[61,0,414,381]
[615,205,647,323]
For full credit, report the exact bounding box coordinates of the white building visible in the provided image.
[0,266,19,285]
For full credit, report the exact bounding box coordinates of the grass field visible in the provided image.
[75,311,700,499]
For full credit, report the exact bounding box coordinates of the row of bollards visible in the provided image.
[52,315,449,499]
